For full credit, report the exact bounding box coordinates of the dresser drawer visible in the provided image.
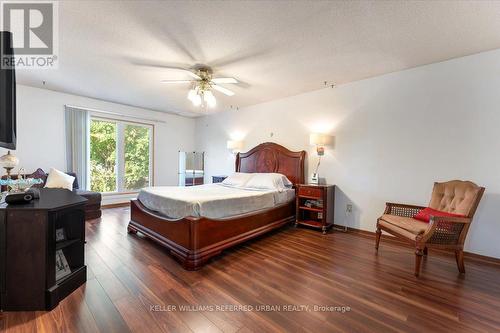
[298,186,323,198]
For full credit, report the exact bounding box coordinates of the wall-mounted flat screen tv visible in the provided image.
[0,31,16,149]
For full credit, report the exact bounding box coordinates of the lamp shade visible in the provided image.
[0,150,18,169]
[309,133,333,146]
[227,140,243,152]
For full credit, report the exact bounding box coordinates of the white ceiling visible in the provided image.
[16,0,500,117]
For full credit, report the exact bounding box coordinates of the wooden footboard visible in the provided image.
[128,199,295,270]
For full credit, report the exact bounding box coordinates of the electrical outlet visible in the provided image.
[346,204,353,213]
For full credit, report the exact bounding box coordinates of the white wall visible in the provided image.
[1,84,196,204]
[195,49,500,259]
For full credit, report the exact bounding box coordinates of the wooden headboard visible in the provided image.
[235,142,306,186]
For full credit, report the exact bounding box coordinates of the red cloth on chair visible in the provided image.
[414,207,465,223]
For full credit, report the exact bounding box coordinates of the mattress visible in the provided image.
[137,183,295,220]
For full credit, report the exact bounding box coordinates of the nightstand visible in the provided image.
[295,184,335,234]
[212,175,228,183]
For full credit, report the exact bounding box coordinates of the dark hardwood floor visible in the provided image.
[1,207,500,333]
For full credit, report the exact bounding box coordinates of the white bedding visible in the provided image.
[137,183,295,220]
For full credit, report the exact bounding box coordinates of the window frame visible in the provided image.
[89,115,155,195]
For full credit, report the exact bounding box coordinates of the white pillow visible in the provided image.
[221,172,253,187]
[244,173,292,191]
[44,168,75,190]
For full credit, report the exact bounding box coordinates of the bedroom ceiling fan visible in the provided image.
[160,65,238,109]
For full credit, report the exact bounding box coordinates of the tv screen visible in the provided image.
[0,31,16,150]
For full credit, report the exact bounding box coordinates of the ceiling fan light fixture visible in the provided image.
[161,65,237,109]
[204,90,214,98]
[187,88,197,102]
[205,91,216,108]
[192,93,202,106]
[187,84,217,108]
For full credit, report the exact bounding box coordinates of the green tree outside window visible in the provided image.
[90,119,151,192]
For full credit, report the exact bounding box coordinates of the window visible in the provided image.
[90,117,153,193]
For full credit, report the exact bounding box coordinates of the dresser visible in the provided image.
[295,184,335,234]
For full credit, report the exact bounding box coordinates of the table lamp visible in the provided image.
[0,151,19,178]
[227,140,243,154]
[309,133,333,184]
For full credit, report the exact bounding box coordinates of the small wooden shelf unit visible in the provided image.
[295,184,335,234]
[0,189,87,311]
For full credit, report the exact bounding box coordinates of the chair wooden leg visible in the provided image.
[455,250,465,274]
[423,247,428,255]
[415,248,424,277]
[375,226,382,251]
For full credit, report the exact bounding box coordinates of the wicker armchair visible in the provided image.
[375,180,485,277]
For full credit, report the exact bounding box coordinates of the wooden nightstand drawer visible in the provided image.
[298,186,323,198]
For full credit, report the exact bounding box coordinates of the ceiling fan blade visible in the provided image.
[212,84,235,96]
[210,48,271,68]
[129,59,201,80]
[211,77,238,84]
[157,68,200,80]
[160,80,196,84]
[130,60,189,71]
[186,71,202,80]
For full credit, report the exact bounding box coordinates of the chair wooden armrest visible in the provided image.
[420,216,472,245]
[384,202,426,217]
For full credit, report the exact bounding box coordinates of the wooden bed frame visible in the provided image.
[128,142,305,270]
